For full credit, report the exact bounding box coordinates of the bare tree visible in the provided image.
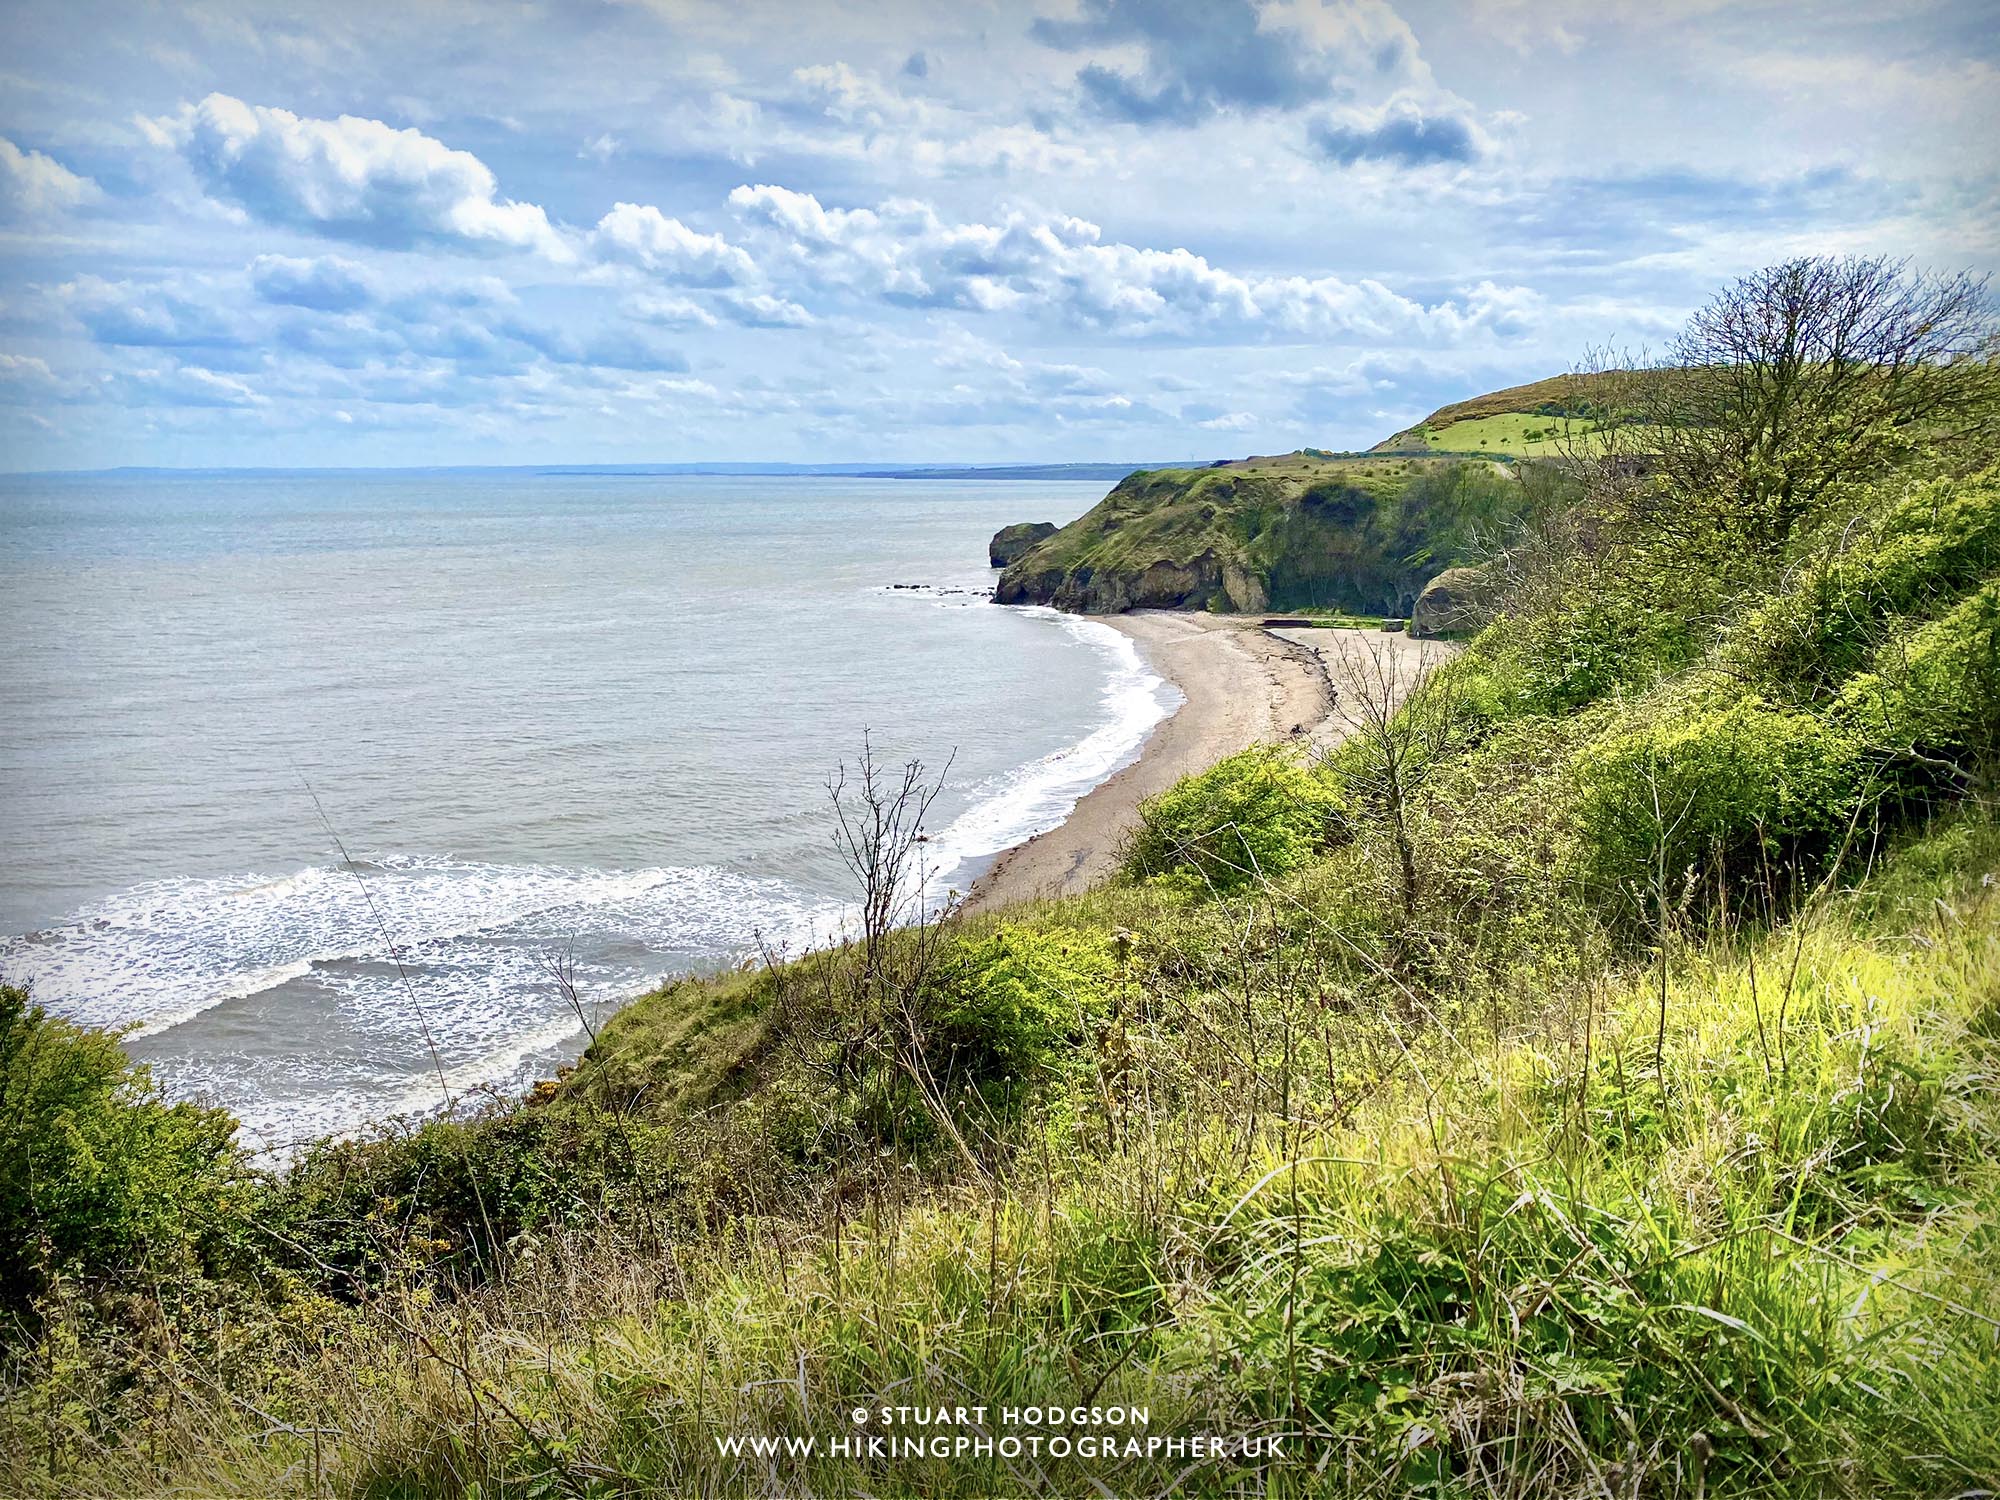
[1630,256,1996,562]
[1324,634,1463,919]
[762,735,987,1172]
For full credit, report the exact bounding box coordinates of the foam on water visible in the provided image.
[0,622,1172,1150]
[0,856,829,1039]
[1,472,1160,1151]
[924,607,1180,895]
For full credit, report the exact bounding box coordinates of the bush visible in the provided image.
[1728,469,2000,698]
[1463,581,1704,721]
[928,925,1117,1088]
[0,986,247,1320]
[1834,578,2000,786]
[267,1100,686,1290]
[1568,696,1865,911]
[1120,747,1350,893]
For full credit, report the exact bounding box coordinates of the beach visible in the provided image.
[962,614,1451,913]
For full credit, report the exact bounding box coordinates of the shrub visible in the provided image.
[927,925,1117,1088]
[1120,747,1351,893]
[1568,696,1865,911]
[1728,469,2000,698]
[1465,581,1704,720]
[267,1100,687,1290]
[1834,578,2000,786]
[0,986,247,1319]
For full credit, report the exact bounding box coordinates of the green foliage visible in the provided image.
[0,986,246,1318]
[265,1101,686,1290]
[928,924,1117,1086]
[1459,579,1705,720]
[1834,577,2000,783]
[1568,695,1865,907]
[1728,467,2000,698]
[1120,746,1350,893]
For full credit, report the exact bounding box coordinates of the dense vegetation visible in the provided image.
[4,256,1998,1498]
[992,451,1559,616]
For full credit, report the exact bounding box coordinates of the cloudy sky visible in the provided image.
[0,0,1994,468]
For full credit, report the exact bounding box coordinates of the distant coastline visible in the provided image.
[6,460,1212,481]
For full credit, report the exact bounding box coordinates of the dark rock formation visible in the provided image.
[988,521,1058,568]
[1410,564,1493,638]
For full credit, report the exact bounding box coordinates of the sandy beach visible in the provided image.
[961,613,1449,914]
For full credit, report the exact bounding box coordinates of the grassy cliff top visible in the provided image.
[1020,452,1438,569]
[994,450,1531,615]
[1371,369,1648,454]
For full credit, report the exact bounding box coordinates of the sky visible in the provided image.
[0,0,1994,469]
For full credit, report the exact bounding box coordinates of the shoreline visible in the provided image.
[960,613,1444,915]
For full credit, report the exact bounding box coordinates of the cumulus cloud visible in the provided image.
[622,291,718,328]
[1030,0,1422,125]
[721,291,816,327]
[59,276,245,349]
[0,136,100,218]
[144,93,568,257]
[250,253,374,311]
[1307,97,1486,166]
[729,183,1535,343]
[590,202,755,284]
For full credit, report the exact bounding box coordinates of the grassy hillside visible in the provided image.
[6,257,1998,1498]
[1372,369,1653,455]
[993,452,1546,616]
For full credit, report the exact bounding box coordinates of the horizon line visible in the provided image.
[1,457,1225,480]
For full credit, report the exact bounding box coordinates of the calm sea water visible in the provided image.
[0,471,1174,1154]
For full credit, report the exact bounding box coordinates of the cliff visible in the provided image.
[993,451,1536,616]
[988,521,1058,567]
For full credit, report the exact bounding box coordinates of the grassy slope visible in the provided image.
[1371,369,1654,455]
[34,814,1993,1498]
[993,453,1513,615]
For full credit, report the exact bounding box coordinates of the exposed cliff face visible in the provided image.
[994,452,1532,617]
[988,521,1058,567]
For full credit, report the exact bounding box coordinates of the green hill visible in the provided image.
[1372,369,1653,455]
[993,451,1539,616]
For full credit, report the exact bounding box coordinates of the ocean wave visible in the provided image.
[0,855,831,1039]
[922,608,1180,897]
[2,598,1175,1153]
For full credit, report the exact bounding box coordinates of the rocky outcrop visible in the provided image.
[988,521,1058,567]
[1410,564,1493,638]
[995,550,1276,613]
[991,453,1541,618]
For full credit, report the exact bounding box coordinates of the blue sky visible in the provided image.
[0,0,1994,468]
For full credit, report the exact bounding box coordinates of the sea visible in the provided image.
[0,471,1176,1157]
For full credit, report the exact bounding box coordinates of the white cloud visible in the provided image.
[621,290,718,327]
[0,136,100,218]
[729,184,1539,343]
[722,291,815,327]
[144,93,568,258]
[590,202,756,284]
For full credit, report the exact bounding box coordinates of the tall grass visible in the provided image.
[12,813,1993,1498]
